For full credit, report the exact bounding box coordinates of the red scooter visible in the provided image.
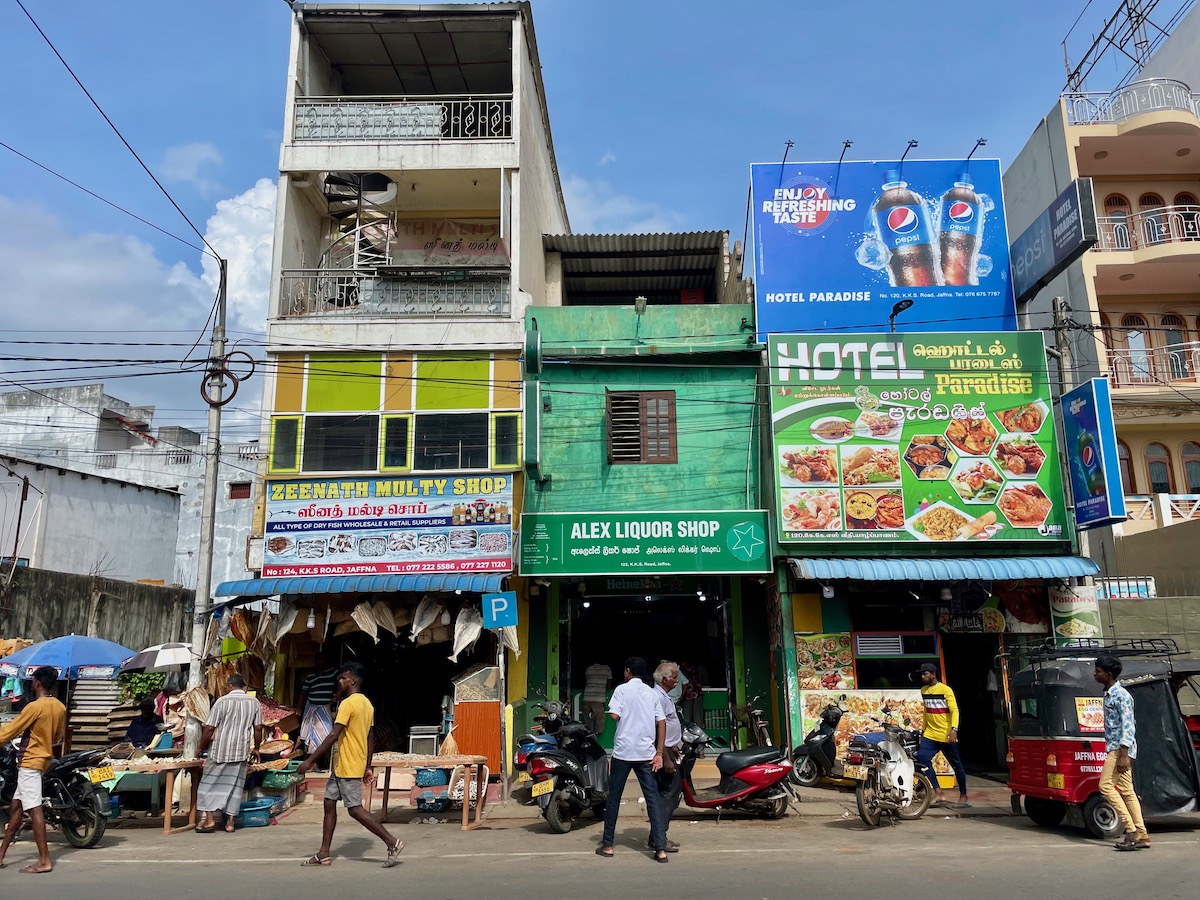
[679,722,796,818]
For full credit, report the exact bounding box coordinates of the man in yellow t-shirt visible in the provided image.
[297,662,403,868]
[916,663,969,808]
[0,666,67,874]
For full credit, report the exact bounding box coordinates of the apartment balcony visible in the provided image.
[1065,79,1200,126]
[1107,340,1200,389]
[293,95,513,143]
[279,268,511,320]
[1124,493,1200,532]
[1091,204,1200,294]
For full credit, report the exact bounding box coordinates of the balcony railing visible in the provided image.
[280,269,511,318]
[1064,78,1200,124]
[1094,204,1200,251]
[1108,339,1200,387]
[293,95,513,142]
[1124,493,1200,526]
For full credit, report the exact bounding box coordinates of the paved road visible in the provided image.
[1,809,1196,899]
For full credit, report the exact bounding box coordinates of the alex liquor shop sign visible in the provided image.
[768,332,1067,548]
[262,474,513,577]
[518,511,771,576]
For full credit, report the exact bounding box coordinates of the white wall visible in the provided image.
[1137,4,1200,87]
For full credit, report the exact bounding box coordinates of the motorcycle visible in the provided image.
[0,742,110,848]
[514,701,562,785]
[790,699,851,788]
[679,722,795,818]
[526,709,609,833]
[843,708,933,827]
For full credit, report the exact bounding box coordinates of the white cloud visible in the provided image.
[563,175,688,234]
[199,178,278,335]
[598,150,617,166]
[162,142,224,193]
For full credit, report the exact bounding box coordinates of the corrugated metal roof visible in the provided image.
[215,573,506,597]
[789,556,1100,582]
[543,232,727,254]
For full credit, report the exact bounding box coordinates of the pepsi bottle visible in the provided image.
[873,170,941,287]
[939,173,984,286]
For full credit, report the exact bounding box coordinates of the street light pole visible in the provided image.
[184,259,228,758]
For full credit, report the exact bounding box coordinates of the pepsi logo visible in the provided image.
[948,201,975,224]
[801,186,819,201]
[1081,446,1095,466]
[886,207,919,235]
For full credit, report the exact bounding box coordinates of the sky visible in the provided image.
[0,0,1188,449]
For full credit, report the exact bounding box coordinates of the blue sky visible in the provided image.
[0,0,1173,439]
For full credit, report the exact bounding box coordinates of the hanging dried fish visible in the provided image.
[275,600,298,643]
[410,595,444,642]
[351,601,379,643]
[373,600,397,636]
[449,604,484,662]
[499,625,521,658]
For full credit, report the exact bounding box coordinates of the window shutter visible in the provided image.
[607,391,644,463]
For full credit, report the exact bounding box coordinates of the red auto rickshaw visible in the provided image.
[1007,639,1200,838]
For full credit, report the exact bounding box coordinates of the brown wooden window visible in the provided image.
[606,390,677,464]
[228,482,252,500]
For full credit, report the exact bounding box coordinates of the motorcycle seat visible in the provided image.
[715,746,785,775]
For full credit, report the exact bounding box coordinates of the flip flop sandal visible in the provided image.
[302,855,332,867]
[195,825,218,834]
[654,851,668,864]
[383,840,405,868]
[595,846,614,858]
[20,865,53,874]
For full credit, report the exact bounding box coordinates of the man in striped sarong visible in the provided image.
[196,674,264,833]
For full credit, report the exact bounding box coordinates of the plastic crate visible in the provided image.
[415,766,449,787]
[262,760,302,789]
[234,797,275,828]
[414,789,451,812]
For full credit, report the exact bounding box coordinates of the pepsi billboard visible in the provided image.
[751,159,1016,340]
[1060,377,1126,530]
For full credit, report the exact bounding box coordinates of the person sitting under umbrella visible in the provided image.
[125,699,164,749]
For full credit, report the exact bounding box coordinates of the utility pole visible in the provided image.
[185,259,228,758]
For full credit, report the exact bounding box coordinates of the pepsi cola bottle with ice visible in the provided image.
[873,170,941,287]
[939,173,984,286]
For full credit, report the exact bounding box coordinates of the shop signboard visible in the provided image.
[1060,378,1126,529]
[1010,178,1097,304]
[751,159,1015,340]
[518,511,771,576]
[937,580,1051,634]
[262,474,513,577]
[1049,584,1102,646]
[769,332,1068,548]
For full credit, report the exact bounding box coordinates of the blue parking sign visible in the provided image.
[482,591,518,629]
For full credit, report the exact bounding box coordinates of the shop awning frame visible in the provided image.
[215,573,507,598]
[789,556,1100,582]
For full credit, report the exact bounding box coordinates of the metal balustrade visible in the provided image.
[294,95,513,141]
[279,269,511,318]
[1064,78,1200,124]
[1107,340,1200,387]
[1095,205,1200,251]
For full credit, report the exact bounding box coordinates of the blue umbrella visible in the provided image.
[0,635,134,680]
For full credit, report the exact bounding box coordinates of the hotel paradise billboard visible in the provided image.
[768,332,1067,548]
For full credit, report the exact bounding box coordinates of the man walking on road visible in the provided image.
[1094,653,1150,851]
[915,662,969,808]
[297,662,403,868]
[195,673,264,833]
[597,657,667,863]
[0,666,66,874]
[651,661,683,854]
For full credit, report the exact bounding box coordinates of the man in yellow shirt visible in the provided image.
[916,663,969,808]
[297,662,402,868]
[0,666,67,874]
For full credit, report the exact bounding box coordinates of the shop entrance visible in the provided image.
[565,592,731,748]
[940,633,1005,771]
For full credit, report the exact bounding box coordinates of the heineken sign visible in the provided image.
[519,511,771,576]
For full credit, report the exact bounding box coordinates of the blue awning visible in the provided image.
[215,573,507,598]
[789,556,1100,582]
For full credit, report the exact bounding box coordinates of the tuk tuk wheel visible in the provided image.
[1082,794,1123,839]
[1023,796,1067,827]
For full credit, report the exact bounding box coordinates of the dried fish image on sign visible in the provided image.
[449,604,484,662]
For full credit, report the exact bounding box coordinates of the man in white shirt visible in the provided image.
[597,658,667,862]
[652,661,683,853]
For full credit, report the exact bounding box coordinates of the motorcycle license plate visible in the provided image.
[843,764,868,781]
[531,777,555,798]
[88,765,115,783]
[517,770,532,783]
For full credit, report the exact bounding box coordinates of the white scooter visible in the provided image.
[843,707,933,826]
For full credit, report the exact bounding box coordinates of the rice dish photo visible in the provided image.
[911,505,970,541]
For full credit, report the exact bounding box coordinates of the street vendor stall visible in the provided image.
[369,752,490,830]
[107,757,203,835]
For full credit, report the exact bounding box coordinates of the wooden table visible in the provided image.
[368,753,489,831]
[109,759,203,835]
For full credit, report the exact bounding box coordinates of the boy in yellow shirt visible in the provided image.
[916,663,970,808]
[297,662,403,868]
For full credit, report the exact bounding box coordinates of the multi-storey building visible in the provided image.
[217,4,568,762]
[1005,7,1200,542]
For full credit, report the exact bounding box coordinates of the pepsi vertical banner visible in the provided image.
[1060,378,1126,529]
[751,160,1016,340]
